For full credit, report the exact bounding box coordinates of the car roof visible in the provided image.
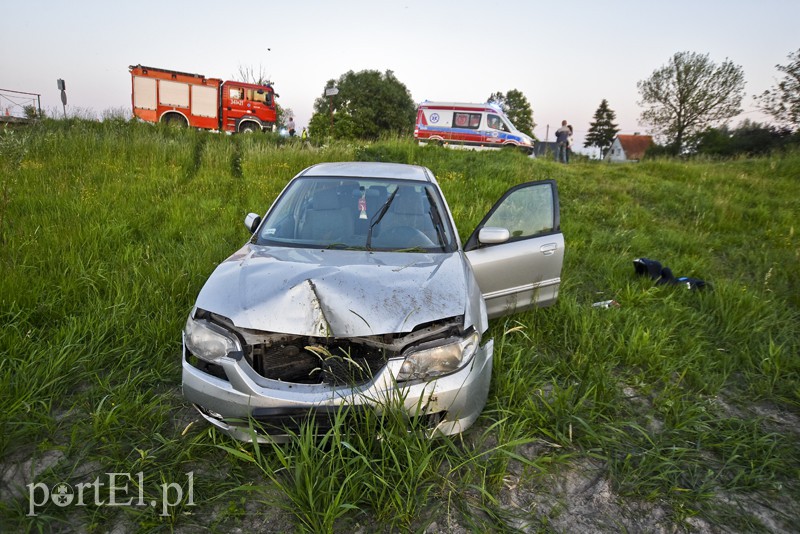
[298,162,434,183]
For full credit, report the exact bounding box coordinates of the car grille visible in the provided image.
[248,339,391,386]
[249,406,447,436]
[251,405,367,434]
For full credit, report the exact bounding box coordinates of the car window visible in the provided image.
[463,180,560,252]
[482,182,555,238]
[255,177,457,253]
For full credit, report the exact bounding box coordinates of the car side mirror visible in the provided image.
[478,227,510,245]
[244,213,261,234]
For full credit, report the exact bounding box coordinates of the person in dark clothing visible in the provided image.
[555,120,570,163]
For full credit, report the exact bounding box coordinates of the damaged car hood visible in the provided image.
[194,244,471,337]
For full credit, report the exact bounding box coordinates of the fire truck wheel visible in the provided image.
[239,123,260,133]
[163,114,187,128]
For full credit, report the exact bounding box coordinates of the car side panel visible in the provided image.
[466,233,564,318]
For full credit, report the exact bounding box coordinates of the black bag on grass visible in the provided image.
[633,258,663,280]
[633,258,709,290]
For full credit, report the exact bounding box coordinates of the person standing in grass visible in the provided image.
[555,120,571,163]
[567,124,575,162]
[287,117,296,137]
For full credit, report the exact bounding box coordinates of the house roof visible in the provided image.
[616,134,653,160]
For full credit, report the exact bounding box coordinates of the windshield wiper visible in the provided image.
[366,187,399,251]
[424,187,448,251]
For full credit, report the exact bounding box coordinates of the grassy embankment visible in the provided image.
[0,120,798,532]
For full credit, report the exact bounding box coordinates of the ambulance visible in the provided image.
[414,101,534,154]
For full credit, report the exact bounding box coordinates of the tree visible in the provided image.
[584,99,619,157]
[695,120,795,157]
[757,48,800,130]
[308,70,415,140]
[637,51,745,153]
[23,105,41,119]
[487,89,535,137]
[236,64,272,86]
[235,65,288,129]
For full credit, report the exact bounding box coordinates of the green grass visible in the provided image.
[1,120,798,532]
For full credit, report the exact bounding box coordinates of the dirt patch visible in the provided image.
[495,457,681,533]
[0,449,65,503]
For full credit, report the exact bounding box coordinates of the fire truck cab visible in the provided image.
[129,65,278,133]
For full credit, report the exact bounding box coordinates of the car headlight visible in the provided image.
[183,316,241,363]
[397,331,480,381]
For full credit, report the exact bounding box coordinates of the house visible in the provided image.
[605,134,654,162]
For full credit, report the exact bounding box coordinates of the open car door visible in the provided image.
[464,180,564,319]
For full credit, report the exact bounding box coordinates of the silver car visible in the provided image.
[182,162,564,441]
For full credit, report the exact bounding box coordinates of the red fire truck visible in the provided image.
[129,64,278,133]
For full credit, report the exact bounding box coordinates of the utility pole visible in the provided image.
[545,124,550,158]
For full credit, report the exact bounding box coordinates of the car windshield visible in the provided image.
[254,177,457,252]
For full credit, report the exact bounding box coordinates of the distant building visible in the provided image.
[605,134,654,162]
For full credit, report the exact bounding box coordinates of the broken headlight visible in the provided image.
[184,315,241,363]
[397,331,480,381]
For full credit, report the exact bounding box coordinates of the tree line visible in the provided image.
[266,49,800,158]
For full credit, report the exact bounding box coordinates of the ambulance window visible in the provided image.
[454,112,481,130]
[488,114,509,132]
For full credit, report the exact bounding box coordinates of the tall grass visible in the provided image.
[0,120,798,532]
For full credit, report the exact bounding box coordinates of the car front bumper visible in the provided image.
[181,339,493,442]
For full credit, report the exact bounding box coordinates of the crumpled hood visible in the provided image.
[194,244,471,337]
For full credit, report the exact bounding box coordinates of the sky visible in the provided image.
[2,0,798,154]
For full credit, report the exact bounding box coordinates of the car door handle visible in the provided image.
[540,243,558,256]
